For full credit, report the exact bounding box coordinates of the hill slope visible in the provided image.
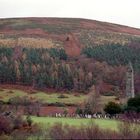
[0,17,140,95]
[0,17,140,56]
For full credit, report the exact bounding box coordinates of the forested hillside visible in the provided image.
[0,18,140,95]
[82,44,140,72]
[0,47,94,92]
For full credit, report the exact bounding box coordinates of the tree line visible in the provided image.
[0,47,94,92]
[82,44,140,73]
[1,44,140,93]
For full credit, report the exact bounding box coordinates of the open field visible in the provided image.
[0,88,87,104]
[30,116,119,131]
[0,88,116,105]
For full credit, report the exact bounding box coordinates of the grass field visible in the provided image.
[0,88,116,106]
[0,88,87,104]
[30,116,119,131]
[0,89,27,102]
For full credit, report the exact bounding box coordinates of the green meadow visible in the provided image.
[31,116,119,131]
[0,88,116,105]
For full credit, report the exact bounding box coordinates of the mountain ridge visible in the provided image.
[0,17,140,31]
[0,17,140,35]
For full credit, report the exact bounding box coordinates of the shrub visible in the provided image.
[0,88,4,91]
[7,90,14,93]
[58,94,68,98]
[48,122,120,139]
[74,94,80,97]
[47,102,66,107]
[11,124,45,140]
[118,121,140,139]
[8,96,31,106]
[0,100,5,105]
[63,108,68,117]
[75,107,83,116]
[28,90,37,94]
[0,134,12,140]
[126,96,140,113]
[115,97,120,101]
[13,115,24,129]
[26,115,33,127]
[102,91,114,96]
[104,102,122,116]
[0,116,13,134]
[83,103,93,115]
[49,123,65,139]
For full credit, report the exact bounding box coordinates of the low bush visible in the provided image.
[0,116,13,134]
[0,88,4,91]
[74,94,80,97]
[104,101,122,116]
[126,96,140,113]
[7,90,14,93]
[28,90,37,94]
[57,94,68,98]
[48,121,140,139]
[47,102,66,107]
[102,91,114,96]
